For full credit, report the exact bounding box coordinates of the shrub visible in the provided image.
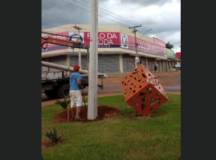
[55,98,70,109]
[44,127,62,144]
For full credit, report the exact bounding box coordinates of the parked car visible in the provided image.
[175,65,180,68]
[174,65,181,70]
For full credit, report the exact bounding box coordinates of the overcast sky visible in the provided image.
[42,0,181,52]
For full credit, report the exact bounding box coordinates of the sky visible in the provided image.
[42,0,181,52]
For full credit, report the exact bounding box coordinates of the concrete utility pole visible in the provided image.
[73,25,82,68]
[88,0,98,120]
[41,61,88,74]
[95,0,98,118]
[129,25,142,68]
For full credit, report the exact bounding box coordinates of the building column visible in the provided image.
[66,55,70,76]
[119,54,123,73]
[159,61,162,72]
[163,61,165,72]
[145,57,148,69]
[166,61,168,72]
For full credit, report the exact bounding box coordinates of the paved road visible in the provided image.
[42,74,180,102]
[158,74,181,92]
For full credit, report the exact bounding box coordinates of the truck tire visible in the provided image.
[57,84,70,98]
[45,90,58,98]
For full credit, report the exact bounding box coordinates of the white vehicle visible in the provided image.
[174,65,181,68]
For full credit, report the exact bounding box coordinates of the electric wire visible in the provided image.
[42,0,172,43]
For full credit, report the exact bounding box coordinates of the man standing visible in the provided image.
[154,64,157,72]
[69,64,84,121]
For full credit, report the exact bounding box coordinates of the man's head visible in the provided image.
[74,65,80,71]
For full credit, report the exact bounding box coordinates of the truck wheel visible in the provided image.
[57,84,70,98]
[45,90,58,98]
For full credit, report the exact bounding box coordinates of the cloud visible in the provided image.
[42,0,181,52]
[118,0,173,7]
[99,0,179,7]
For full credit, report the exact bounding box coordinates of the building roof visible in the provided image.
[167,57,181,61]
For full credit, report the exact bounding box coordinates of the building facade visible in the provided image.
[42,24,176,75]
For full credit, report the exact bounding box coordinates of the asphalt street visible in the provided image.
[41,74,180,102]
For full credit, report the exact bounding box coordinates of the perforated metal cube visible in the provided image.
[121,65,168,116]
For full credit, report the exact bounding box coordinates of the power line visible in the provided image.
[139,28,152,39]
[42,15,87,28]
[81,0,141,26]
[42,0,172,43]
[60,0,129,27]
[42,2,163,41]
[73,0,140,26]
[59,0,157,40]
[69,0,155,37]
[42,19,170,46]
[42,16,170,44]
[72,0,172,43]
[42,15,71,24]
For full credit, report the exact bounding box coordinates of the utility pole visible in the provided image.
[129,25,142,68]
[73,25,82,68]
[88,0,98,120]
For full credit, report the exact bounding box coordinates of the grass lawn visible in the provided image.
[42,94,181,160]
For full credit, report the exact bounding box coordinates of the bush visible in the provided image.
[55,98,70,109]
[44,127,62,144]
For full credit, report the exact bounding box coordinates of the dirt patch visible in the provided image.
[42,139,63,148]
[55,105,120,123]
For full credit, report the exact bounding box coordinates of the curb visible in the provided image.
[41,92,180,107]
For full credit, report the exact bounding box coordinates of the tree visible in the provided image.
[166,42,174,49]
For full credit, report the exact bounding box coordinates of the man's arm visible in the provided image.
[77,74,83,89]
[77,79,83,89]
[69,76,70,86]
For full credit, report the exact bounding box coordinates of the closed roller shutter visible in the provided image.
[69,55,78,67]
[41,66,47,72]
[123,55,135,73]
[158,61,161,72]
[49,56,66,72]
[140,57,147,67]
[98,55,120,73]
[172,61,175,67]
[164,61,167,72]
[148,58,155,72]
[70,54,119,73]
[81,56,88,70]
[69,55,88,69]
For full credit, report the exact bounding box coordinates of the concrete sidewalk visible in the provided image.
[106,71,180,79]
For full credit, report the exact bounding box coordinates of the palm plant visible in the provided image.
[55,98,71,122]
[44,127,62,144]
[55,98,70,109]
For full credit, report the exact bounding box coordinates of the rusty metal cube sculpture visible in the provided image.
[121,65,168,116]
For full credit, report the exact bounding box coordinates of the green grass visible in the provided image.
[42,94,181,160]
